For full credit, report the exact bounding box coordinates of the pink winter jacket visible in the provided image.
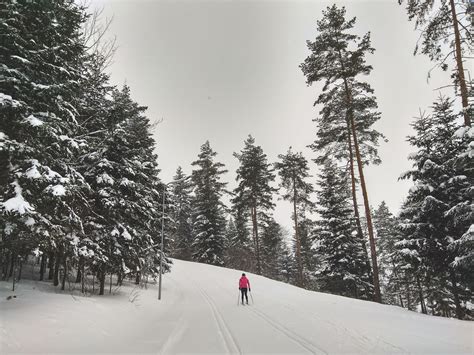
[239,276,250,289]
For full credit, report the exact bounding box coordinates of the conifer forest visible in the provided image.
[1,0,472,323]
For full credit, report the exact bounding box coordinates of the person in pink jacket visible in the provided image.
[239,273,251,305]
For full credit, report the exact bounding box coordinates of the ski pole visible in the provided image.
[249,290,254,304]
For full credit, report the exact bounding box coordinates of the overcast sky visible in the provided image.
[89,0,452,233]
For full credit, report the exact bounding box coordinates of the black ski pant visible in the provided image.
[240,288,248,304]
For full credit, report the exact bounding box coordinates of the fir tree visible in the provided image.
[373,202,405,306]
[169,167,193,261]
[232,135,276,275]
[301,5,382,302]
[0,0,89,286]
[314,160,373,299]
[399,96,472,318]
[191,141,228,266]
[275,148,314,287]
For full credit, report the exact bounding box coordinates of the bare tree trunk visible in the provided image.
[135,271,141,285]
[8,253,15,279]
[53,250,61,287]
[109,273,113,294]
[348,103,382,303]
[251,205,261,275]
[347,123,373,281]
[292,182,303,287]
[450,270,463,319]
[48,253,54,280]
[416,275,427,314]
[39,254,46,281]
[99,269,105,295]
[449,0,470,126]
[61,257,67,291]
[75,257,83,283]
[17,257,23,281]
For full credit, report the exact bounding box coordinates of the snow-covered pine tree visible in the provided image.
[275,148,314,287]
[260,218,286,280]
[0,0,89,286]
[191,141,228,266]
[301,5,382,302]
[398,0,472,126]
[80,84,162,293]
[314,160,373,300]
[232,135,276,275]
[399,95,472,318]
[169,167,193,261]
[372,202,405,306]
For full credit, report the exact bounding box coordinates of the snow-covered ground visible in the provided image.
[1,259,472,354]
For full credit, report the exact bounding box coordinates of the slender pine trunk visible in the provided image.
[99,269,105,295]
[75,257,83,283]
[61,256,67,291]
[251,205,261,275]
[292,181,303,287]
[48,253,54,280]
[416,275,427,314]
[53,250,61,287]
[449,0,470,126]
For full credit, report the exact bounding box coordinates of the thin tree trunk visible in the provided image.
[449,0,470,126]
[61,257,67,291]
[81,263,85,294]
[347,122,373,281]
[347,99,382,303]
[135,271,141,285]
[251,205,261,275]
[450,270,463,319]
[18,257,23,281]
[48,253,54,280]
[53,250,61,287]
[99,269,105,295]
[109,273,113,294]
[75,257,83,283]
[39,254,46,281]
[292,181,302,287]
[416,275,427,314]
[8,253,15,279]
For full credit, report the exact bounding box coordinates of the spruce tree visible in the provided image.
[373,202,405,306]
[191,141,227,265]
[275,148,314,287]
[314,160,372,299]
[232,135,276,275]
[399,96,472,318]
[169,167,193,261]
[0,0,89,285]
[301,5,382,302]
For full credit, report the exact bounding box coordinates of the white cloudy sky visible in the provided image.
[89,0,453,232]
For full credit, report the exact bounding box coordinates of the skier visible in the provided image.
[239,273,251,305]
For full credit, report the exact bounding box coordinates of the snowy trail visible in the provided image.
[1,259,472,354]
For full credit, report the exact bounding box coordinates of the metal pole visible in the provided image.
[158,185,165,300]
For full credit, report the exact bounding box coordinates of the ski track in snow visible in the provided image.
[248,306,327,354]
[1,259,472,354]
[197,284,242,354]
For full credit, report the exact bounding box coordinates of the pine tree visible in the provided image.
[398,0,472,126]
[399,95,472,318]
[301,5,382,302]
[275,148,314,287]
[232,135,276,275]
[169,167,193,261]
[314,160,373,299]
[191,141,228,265]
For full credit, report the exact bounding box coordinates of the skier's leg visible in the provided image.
[244,289,248,304]
[241,289,244,304]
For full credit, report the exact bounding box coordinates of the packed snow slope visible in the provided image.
[1,259,472,354]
